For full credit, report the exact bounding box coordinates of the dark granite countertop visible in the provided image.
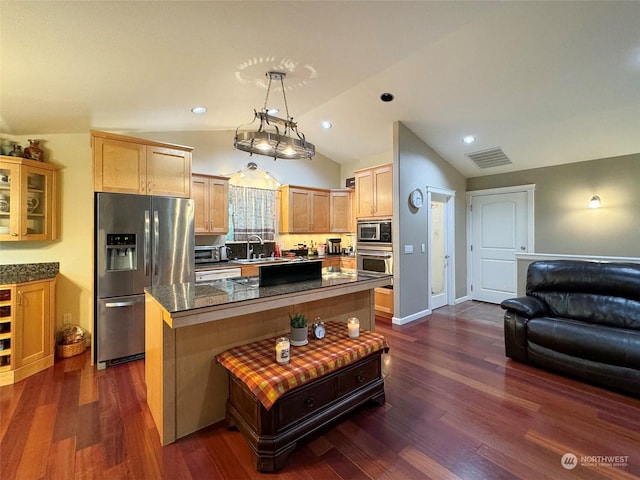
[145,269,391,315]
[0,262,60,284]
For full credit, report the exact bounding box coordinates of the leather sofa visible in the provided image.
[501,260,640,396]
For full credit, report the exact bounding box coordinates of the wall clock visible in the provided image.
[409,188,424,209]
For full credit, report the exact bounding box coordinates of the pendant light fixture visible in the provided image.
[234,71,315,160]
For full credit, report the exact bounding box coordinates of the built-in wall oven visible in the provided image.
[357,245,393,275]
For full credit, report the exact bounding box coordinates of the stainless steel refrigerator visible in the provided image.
[95,193,194,366]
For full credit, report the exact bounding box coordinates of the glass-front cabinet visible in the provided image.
[0,156,58,241]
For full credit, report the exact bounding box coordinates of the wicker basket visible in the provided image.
[56,340,86,359]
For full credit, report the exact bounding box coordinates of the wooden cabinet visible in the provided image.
[0,156,58,241]
[340,256,356,270]
[354,163,393,219]
[322,256,341,269]
[92,130,192,198]
[280,185,330,233]
[375,287,394,319]
[226,350,384,472]
[192,174,229,234]
[329,189,354,233]
[0,278,56,387]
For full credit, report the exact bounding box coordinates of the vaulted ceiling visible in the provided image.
[2,1,639,177]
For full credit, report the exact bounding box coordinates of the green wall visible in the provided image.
[467,153,640,257]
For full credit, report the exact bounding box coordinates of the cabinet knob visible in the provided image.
[356,373,365,384]
[11,232,18,237]
[140,179,145,192]
[304,396,315,408]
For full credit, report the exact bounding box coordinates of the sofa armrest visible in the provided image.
[503,311,530,362]
[501,296,548,319]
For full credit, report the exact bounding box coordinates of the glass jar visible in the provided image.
[347,317,360,339]
[275,337,290,364]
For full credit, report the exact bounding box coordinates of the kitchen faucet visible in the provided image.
[247,234,264,259]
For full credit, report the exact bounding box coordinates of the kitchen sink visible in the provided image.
[230,277,260,288]
[230,258,290,265]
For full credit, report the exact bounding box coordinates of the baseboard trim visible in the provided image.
[392,308,432,325]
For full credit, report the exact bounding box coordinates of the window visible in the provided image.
[226,185,276,241]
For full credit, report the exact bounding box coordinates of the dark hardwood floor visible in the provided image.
[2,301,639,479]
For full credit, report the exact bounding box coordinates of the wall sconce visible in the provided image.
[588,195,602,209]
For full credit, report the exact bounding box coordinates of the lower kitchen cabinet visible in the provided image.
[374,287,393,319]
[340,256,356,270]
[0,278,56,386]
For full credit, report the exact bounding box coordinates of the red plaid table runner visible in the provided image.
[216,322,386,410]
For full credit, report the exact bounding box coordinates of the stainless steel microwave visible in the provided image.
[357,220,391,244]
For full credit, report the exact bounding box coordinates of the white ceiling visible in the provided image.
[2,1,639,178]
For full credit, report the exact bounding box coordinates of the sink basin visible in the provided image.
[230,277,260,288]
[231,258,290,265]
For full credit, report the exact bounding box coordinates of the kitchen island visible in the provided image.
[144,268,391,445]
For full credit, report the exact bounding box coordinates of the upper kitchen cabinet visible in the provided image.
[92,130,192,198]
[0,156,58,241]
[280,185,330,233]
[329,189,354,233]
[192,174,229,235]
[354,163,393,219]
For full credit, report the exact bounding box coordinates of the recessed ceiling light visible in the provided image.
[462,135,476,144]
[321,121,332,129]
[191,106,207,114]
[380,93,394,102]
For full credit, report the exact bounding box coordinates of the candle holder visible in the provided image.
[347,317,360,339]
[275,337,290,364]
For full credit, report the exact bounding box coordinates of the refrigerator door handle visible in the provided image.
[153,210,159,276]
[105,301,139,308]
[144,210,150,276]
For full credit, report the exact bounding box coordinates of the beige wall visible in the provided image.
[0,133,94,338]
[466,153,640,257]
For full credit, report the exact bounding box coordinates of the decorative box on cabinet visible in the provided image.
[354,163,392,219]
[92,130,192,198]
[0,156,58,241]
[0,278,56,386]
[279,185,330,233]
[192,174,229,234]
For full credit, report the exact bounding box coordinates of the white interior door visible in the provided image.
[469,187,533,304]
[428,187,455,310]
[430,197,448,309]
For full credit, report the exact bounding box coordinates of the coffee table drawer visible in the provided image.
[277,374,336,430]
[337,355,381,396]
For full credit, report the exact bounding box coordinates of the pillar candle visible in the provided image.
[275,337,290,364]
[347,317,360,339]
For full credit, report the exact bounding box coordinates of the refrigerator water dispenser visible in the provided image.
[106,233,136,271]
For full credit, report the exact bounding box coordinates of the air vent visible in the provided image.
[466,147,512,168]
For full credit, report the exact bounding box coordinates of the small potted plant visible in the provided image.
[289,313,308,346]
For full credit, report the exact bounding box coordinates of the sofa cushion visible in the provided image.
[529,293,640,330]
[527,261,640,330]
[527,317,640,369]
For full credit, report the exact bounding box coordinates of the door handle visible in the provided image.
[144,210,150,276]
[105,301,138,308]
[153,210,159,276]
